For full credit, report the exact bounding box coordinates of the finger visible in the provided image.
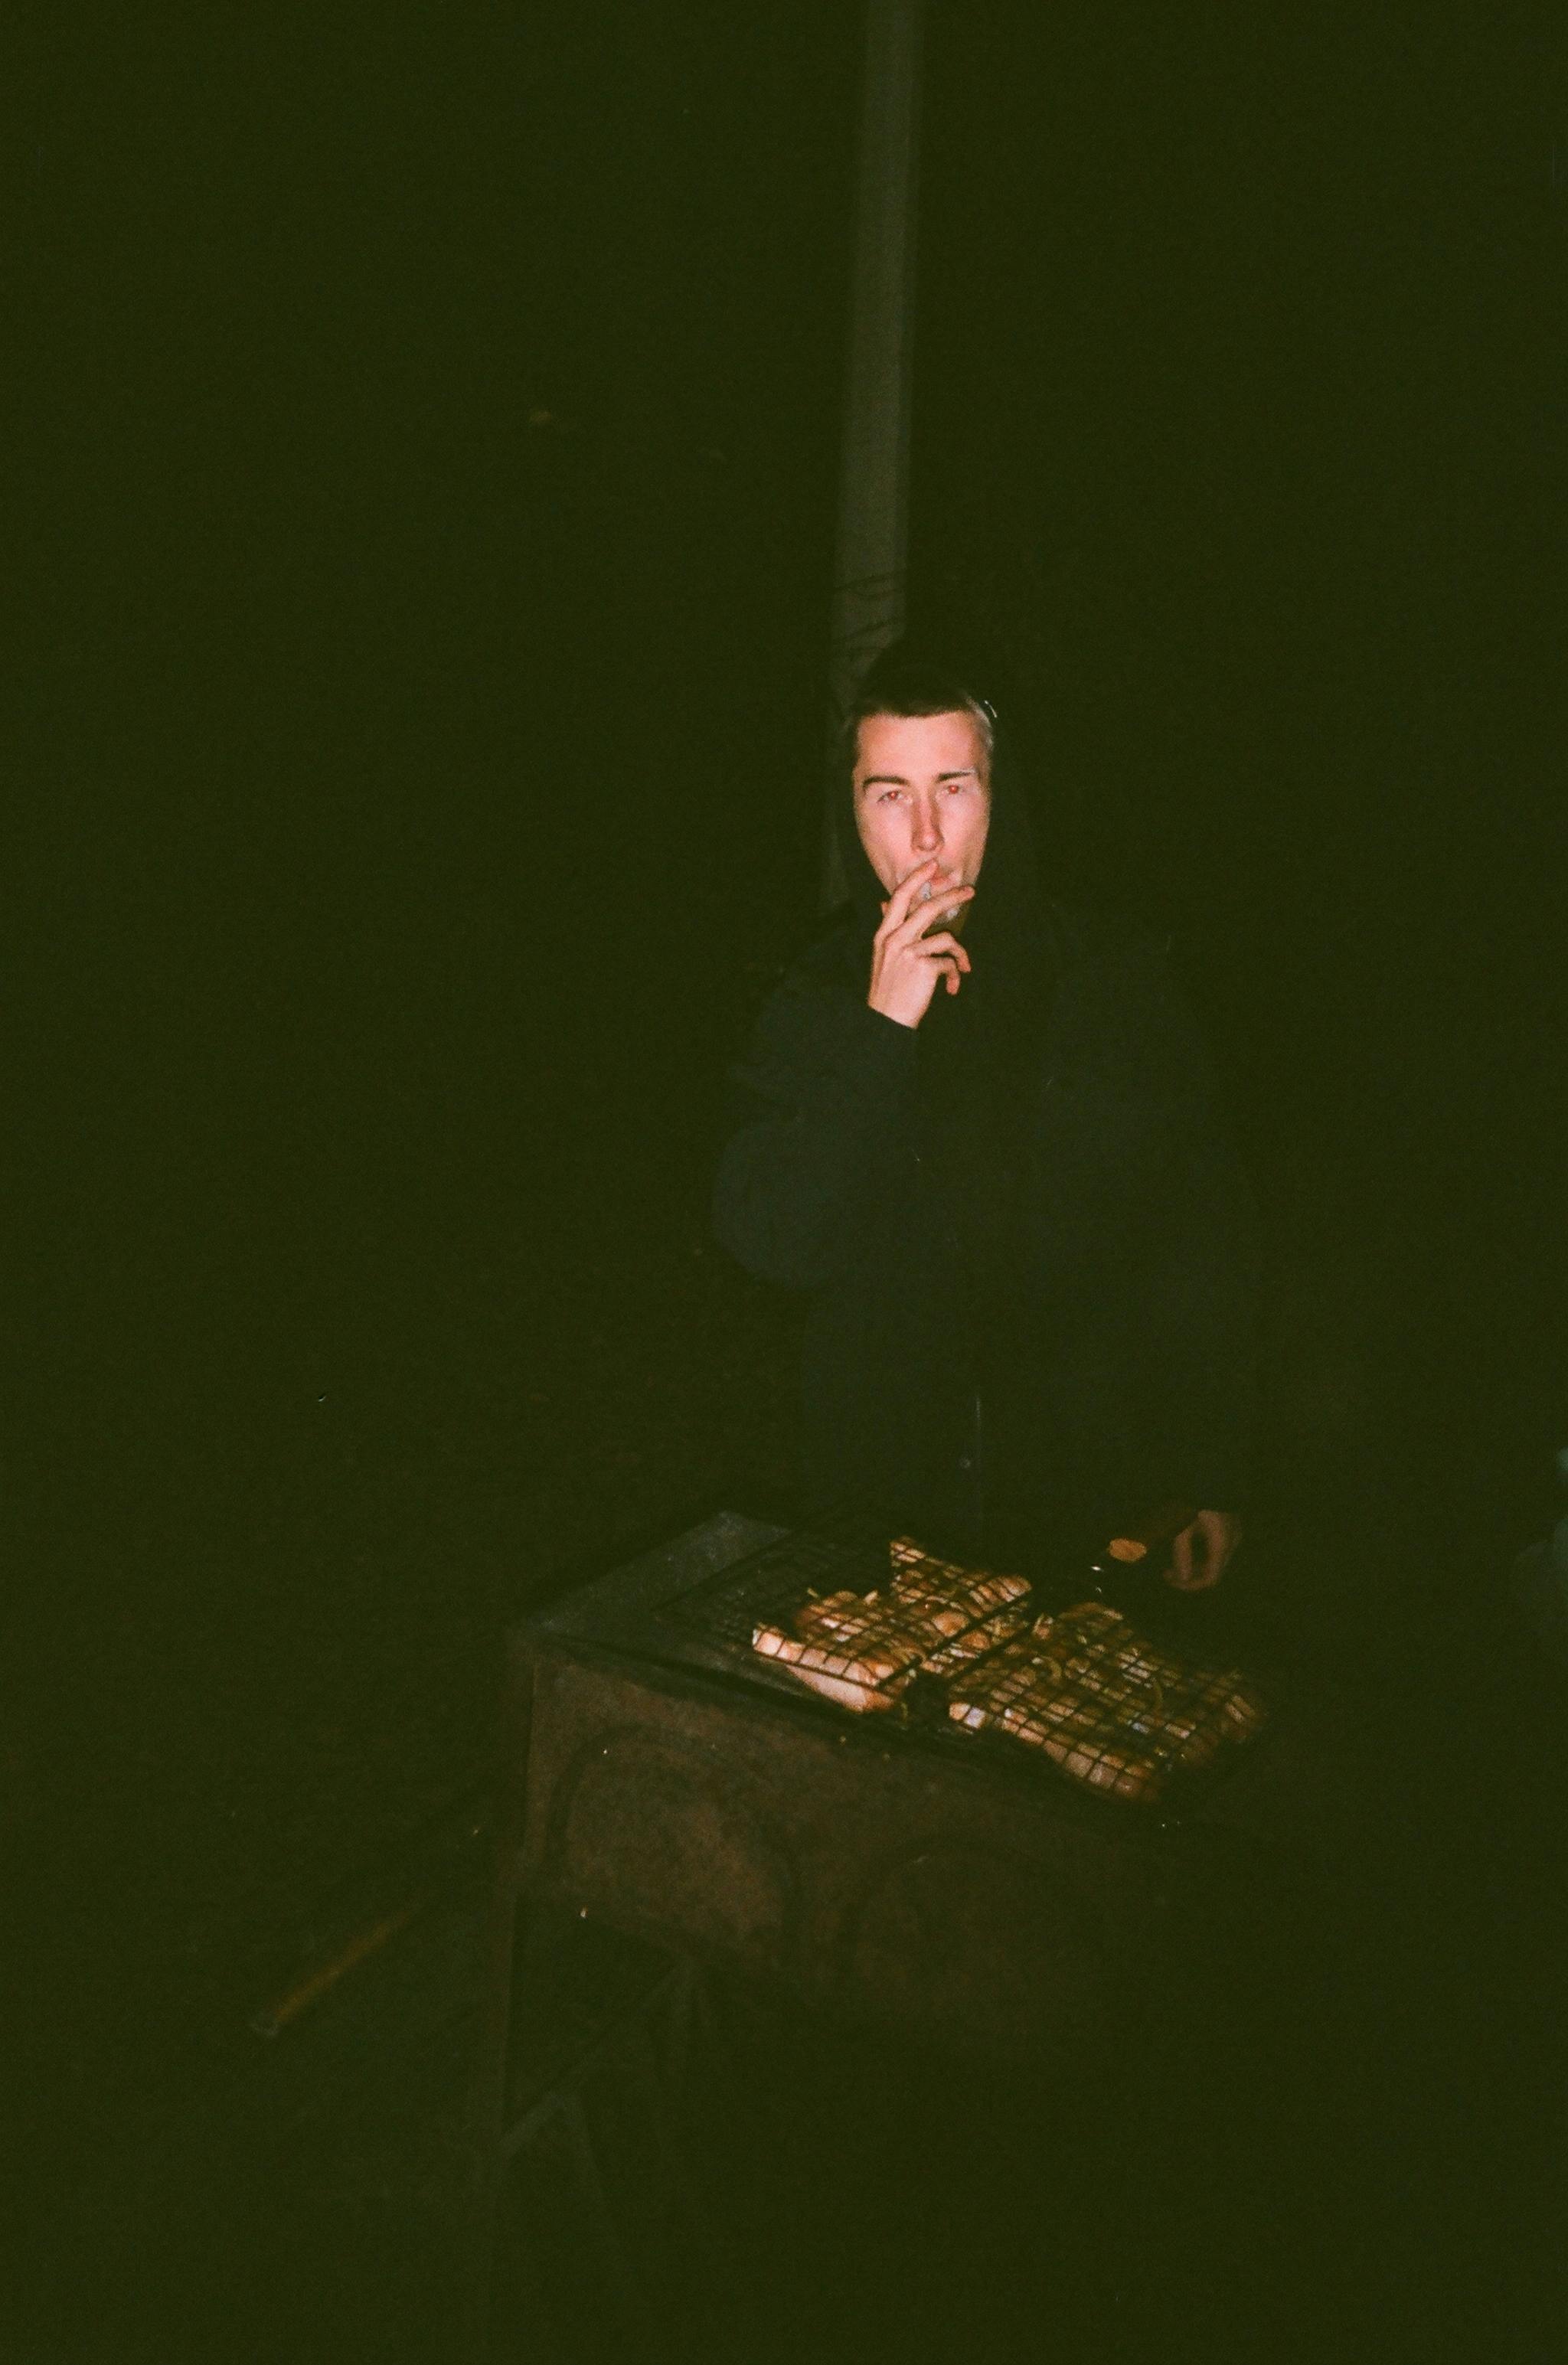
[901,886,974,942]
[885,864,969,937]
[1192,1516,1232,1587]
[877,860,940,935]
[904,931,964,961]
[1166,1526,1204,1589]
[894,899,973,954]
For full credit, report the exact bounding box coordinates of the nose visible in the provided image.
[910,798,942,857]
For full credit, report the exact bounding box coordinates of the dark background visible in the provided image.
[15,2,1564,2356]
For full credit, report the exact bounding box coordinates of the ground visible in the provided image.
[16,959,1563,2359]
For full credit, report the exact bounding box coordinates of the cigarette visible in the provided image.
[916,879,970,935]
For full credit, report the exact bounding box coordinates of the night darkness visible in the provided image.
[15,5,1566,2360]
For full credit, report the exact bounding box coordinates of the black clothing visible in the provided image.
[712,901,1259,1569]
[833,675,1058,1335]
[716,638,1257,1568]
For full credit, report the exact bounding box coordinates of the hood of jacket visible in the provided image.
[828,640,1063,1350]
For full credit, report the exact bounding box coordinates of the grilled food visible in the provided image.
[1047,1603,1266,1754]
[946,1633,1164,1801]
[751,1595,926,1713]
[751,1538,1031,1713]
[753,1539,1266,1799]
[948,1601,1266,1802]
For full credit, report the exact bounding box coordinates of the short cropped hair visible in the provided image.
[845,644,996,774]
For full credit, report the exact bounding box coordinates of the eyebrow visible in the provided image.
[858,768,982,790]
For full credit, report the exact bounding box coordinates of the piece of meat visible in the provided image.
[752,1610,926,1712]
[1032,1720,1163,1804]
[948,1595,1268,1798]
[1046,1602,1266,1758]
[750,1534,1263,1781]
[792,1590,887,1642]
[1054,1658,1223,1769]
[887,1535,986,1589]
[946,1634,1070,1736]
[949,1641,1166,1802]
[920,1602,1032,1681]
[887,1538,1031,1632]
[748,1637,907,1715]
[752,1536,1033,1709]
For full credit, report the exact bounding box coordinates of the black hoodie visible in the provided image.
[712,686,1259,1573]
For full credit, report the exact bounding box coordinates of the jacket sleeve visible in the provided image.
[712,979,919,1290]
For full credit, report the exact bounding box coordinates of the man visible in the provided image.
[713,642,1257,1589]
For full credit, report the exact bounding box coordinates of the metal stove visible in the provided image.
[482,1508,1263,2060]
[466,1508,1308,2351]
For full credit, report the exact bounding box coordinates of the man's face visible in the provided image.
[852,708,992,903]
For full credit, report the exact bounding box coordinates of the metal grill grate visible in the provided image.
[657,1514,1267,1809]
[656,1509,896,1651]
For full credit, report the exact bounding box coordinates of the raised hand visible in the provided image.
[867,859,975,1031]
[1165,1511,1242,1591]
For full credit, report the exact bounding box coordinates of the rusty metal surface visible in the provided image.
[501,1511,1223,2061]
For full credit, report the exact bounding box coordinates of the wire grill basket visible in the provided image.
[658,1515,1265,1808]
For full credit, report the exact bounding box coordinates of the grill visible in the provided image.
[470,1506,1285,2345]
[657,1507,894,1648]
[655,1507,1263,1808]
[485,1509,1272,2047]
